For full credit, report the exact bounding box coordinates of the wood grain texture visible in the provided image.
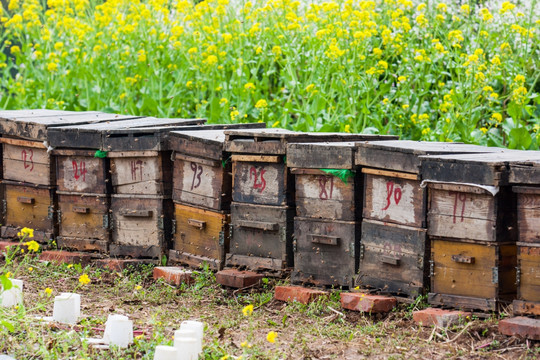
[427,184,517,242]
[3,181,56,235]
[517,245,540,302]
[232,160,291,206]
[292,217,358,287]
[356,219,428,297]
[57,192,109,241]
[110,152,172,195]
[514,187,540,244]
[110,195,173,258]
[363,173,425,227]
[228,202,294,270]
[286,142,356,169]
[295,172,357,221]
[512,299,540,316]
[173,157,229,210]
[172,203,229,270]
[431,239,516,301]
[56,152,109,193]
[3,143,54,185]
[509,161,540,185]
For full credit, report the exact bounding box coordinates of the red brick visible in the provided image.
[274,286,327,305]
[413,308,471,327]
[40,250,92,266]
[499,317,540,340]
[153,266,194,286]
[0,241,24,253]
[340,292,396,313]
[94,258,154,272]
[216,269,263,289]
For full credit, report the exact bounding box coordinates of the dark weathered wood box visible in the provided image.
[54,149,110,194]
[429,238,517,311]
[1,138,54,186]
[1,180,56,242]
[513,244,540,316]
[170,203,230,270]
[227,202,295,272]
[57,192,110,252]
[513,186,540,244]
[427,183,517,243]
[110,194,173,259]
[287,142,362,287]
[357,219,428,297]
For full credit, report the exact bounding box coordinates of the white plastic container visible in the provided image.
[153,345,179,360]
[52,293,80,324]
[179,320,204,354]
[0,279,23,308]
[173,337,199,360]
[103,314,133,348]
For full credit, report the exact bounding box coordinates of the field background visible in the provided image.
[0,0,539,148]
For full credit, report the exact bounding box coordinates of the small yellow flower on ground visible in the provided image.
[135,285,142,291]
[25,240,39,252]
[266,331,278,343]
[44,287,52,296]
[79,274,91,285]
[242,304,253,316]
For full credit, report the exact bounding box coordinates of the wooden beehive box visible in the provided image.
[513,244,540,316]
[2,180,56,242]
[287,142,361,287]
[225,130,394,272]
[57,192,110,252]
[354,141,503,297]
[110,194,174,259]
[421,151,540,311]
[167,123,266,270]
[1,138,55,186]
[53,149,110,194]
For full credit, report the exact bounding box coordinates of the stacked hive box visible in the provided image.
[421,151,540,311]
[166,123,266,270]
[47,117,206,257]
[354,141,502,298]
[509,160,540,316]
[223,130,390,274]
[0,110,140,242]
[286,142,362,287]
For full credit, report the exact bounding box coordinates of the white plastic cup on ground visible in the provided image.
[0,279,23,308]
[173,337,198,360]
[53,293,80,324]
[153,345,179,360]
[103,314,133,348]
[179,320,204,354]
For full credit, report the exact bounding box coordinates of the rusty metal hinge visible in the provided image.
[219,230,225,247]
[417,255,424,270]
[171,219,176,235]
[158,217,164,230]
[102,214,110,229]
[349,241,355,258]
[47,205,55,220]
[229,223,234,239]
[57,210,62,225]
[515,266,520,286]
[359,243,364,259]
[429,260,434,277]
[292,239,297,252]
[2,199,6,215]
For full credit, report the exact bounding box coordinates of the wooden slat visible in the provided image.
[231,155,281,163]
[0,138,47,148]
[361,167,419,180]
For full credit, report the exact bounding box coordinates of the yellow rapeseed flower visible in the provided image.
[242,304,253,316]
[44,287,52,296]
[272,45,282,57]
[255,99,268,108]
[266,331,278,343]
[79,274,91,285]
[491,113,503,122]
[244,82,255,91]
[10,45,20,54]
[18,227,34,238]
[24,240,39,252]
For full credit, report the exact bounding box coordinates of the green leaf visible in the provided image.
[1,320,15,332]
[508,127,533,150]
[0,274,12,291]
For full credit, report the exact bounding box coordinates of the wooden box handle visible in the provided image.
[120,210,153,217]
[73,206,90,214]
[381,255,400,266]
[187,218,206,229]
[17,196,35,204]
[309,234,339,246]
[237,220,278,232]
[451,254,475,264]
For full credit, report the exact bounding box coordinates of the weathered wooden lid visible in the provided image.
[225,129,396,155]
[356,140,503,174]
[0,110,140,141]
[421,150,540,186]
[509,159,540,185]
[48,117,206,150]
[286,142,357,169]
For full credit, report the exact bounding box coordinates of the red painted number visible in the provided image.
[318,176,334,200]
[249,166,266,193]
[130,160,143,181]
[21,149,34,171]
[190,162,203,190]
[449,191,467,223]
[72,160,87,182]
[382,181,402,210]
